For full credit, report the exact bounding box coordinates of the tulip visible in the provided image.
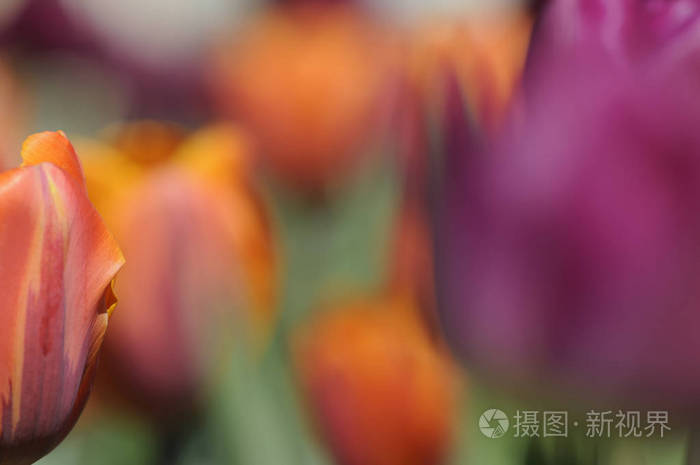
[389,13,532,339]
[436,52,700,410]
[527,0,700,78]
[295,296,456,465]
[0,131,124,464]
[392,13,531,214]
[78,122,276,421]
[207,6,396,193]
[402,12,532,134]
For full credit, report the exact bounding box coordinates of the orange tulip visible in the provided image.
[295,296,456,465]
[404,12,532,133]
[208,6,396,193]
[78,122,277,421]
[0,131,124,465]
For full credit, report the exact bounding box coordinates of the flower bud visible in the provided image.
[78,123,277,421]
[295,297,456,465]
[207,6,395,193]
[437,55,700,410]
[0,131,123,464]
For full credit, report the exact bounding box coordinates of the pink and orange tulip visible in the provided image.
[78,122,277,421]
[0,131,124,464]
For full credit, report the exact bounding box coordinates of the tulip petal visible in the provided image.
[103,170,241,418]
[20,131,85,188]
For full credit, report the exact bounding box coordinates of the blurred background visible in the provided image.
[0,0,689,464]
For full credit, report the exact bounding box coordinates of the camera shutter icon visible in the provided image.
[479,409,509,438]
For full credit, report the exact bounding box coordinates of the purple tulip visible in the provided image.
[436,52,700,409]
[528,0,700,79]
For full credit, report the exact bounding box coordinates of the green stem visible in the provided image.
[687,429,700,465]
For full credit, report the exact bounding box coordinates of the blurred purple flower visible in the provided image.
[528,0,700,80]
[0,0,96,52]
[0,0,222,121]
[436,54,700,409]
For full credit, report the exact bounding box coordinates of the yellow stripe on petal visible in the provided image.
[0,167,49,438]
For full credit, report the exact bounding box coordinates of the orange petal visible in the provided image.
[20,131,85,188]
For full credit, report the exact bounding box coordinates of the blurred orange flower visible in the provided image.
[404,12,532,132]
[208,6,397,193]
[0,131,124,464]
[295,296,456,465]
[77,122,277,421]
